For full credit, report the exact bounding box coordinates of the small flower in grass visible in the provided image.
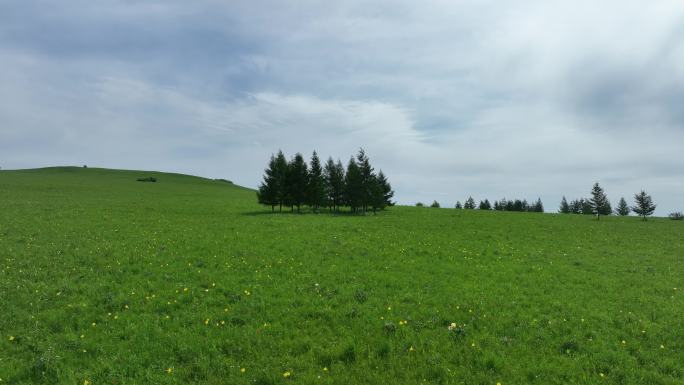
[283,371,291,378]
[408,345,415,352]
[166,367,173,374]
[448,322,457,331]
[83,380,90,385]
[204,318,210,325]
[599,373,605,377]
[621,340,626,344]
[323,367,328,372]
[660,344,665,349]
[240,368,246,374]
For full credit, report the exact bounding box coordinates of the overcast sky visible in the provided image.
[1,1,683,213]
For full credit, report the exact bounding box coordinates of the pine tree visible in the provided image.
[272,150,289,212]
[632,190,656,220]
[344,157,363,213]
[532,198,544,213]
[356,148,374,213]
[589,182,611,219]
[257,154,278,211]
[455,201,462,209]
[581,199,593,215]
[286,153,308,212]
[324,157,345,212]
[478,199,491,210]
[307,151,326,212]
[615,197,630,216]
[431,200,440,208]
[369,174,386,213]
[376,170,394,208]
[559,196,570,213]
[464,196,476,209]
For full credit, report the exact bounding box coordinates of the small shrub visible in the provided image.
[383,322,397,334]
[668,212,683,220]
[353,289,368,303]
[136,177,157,183]
[431,200,440,208]
[415,202,424,207]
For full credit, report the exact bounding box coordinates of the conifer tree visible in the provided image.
[615,197,630,216]
[464,196,476,209]
[257,154,278,211]
[431,200,441,208]
[344,157,363,213]
[376,170,394,208]
[532,198,544,213]
[356,148,374,213]
[478,199,491,210]
[272,150,289,211]
[369,174,386,213]
[307,151,326,212]
[287,153,309,212]
[496,199,508,211]
[455,201,462,209]
[559,196,570,213]
[632,190,656,220]
[324,157,345,212]
[589,182,611,219]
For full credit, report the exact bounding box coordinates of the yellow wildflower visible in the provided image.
[167,367,173,374]
[8,336,14,341]
[240,368,246,373]
[283,371,291,378]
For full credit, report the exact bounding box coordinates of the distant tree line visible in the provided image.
[257,149,394,214]
[559,183,658,220]
[450,197,544,212]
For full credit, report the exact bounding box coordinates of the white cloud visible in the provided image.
[1,0,683,213]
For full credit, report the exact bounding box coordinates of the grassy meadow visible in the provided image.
[1,167,683,385]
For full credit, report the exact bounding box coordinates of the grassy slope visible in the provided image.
[1,167,682,385]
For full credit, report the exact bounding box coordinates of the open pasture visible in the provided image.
[1,167,682,385]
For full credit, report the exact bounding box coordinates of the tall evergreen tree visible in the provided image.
[257,154,278,211]
[356,148,374,213]
[632,190,656,220]
[478,199,491,210]
[272,150,289,212]
[615,197,630,216]
[559,196,570,213]
[464,196,476,209]
[532,198,544,213]
[307,151,326,212]
[455,201,462,209]
[581,199,593,215]
[376,170,394,208]
[589,182,611,219]
[324,157,345,212]
[369,174,386,213]
[344,157,363,213]
[286,153,309,212]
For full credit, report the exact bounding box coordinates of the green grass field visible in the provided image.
[1,167,682,385]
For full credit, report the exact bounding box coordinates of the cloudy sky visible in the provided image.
[2,1,683,213]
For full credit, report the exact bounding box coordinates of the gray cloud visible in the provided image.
[1,0,683,213]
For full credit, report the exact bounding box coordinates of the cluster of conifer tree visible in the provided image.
[453,197,544,212]
[558,182,657,220]
[257,149,394,214]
